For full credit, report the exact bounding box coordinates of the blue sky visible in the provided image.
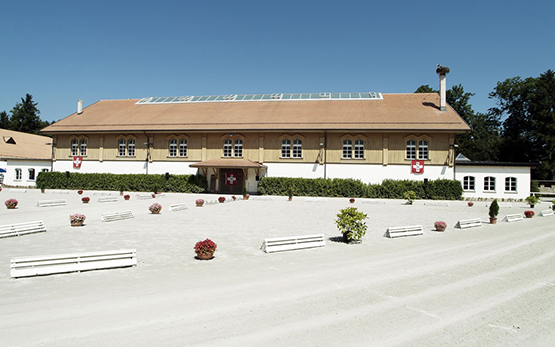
[1,0,553,123]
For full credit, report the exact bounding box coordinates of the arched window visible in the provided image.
[127,139,135,157]
[292,139,302,158]
[80,139,87,156]
[418,140,429,160]
[223,139,232,157]
[28,168,35,180]
[406,140,416,159]
[234,139,243,157]
[118,139,127,156]
[71,139,79,156]
[505,177,517,192]
[342,139,353,159]
[463,176,475,190]
[484,176,496,191]
[169,139,177,157]
[354,139,364,159]
[15,168,22,180]
[281,139,291,158]
[179,139,187,157]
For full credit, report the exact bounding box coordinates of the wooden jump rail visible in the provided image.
[36,199,67,207]
[455,218,482,229]
[261,234,326,253]
[385,225,424,238]
[101,210,134,222]
[0,221,46,239]
[10,249,137,278]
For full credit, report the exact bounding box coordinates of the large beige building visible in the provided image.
[41,86,470,194]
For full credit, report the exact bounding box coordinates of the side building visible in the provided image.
[0,128,52,187]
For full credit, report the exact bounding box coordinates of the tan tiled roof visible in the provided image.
[41,93,470,133]
[0,129,52,160]
[190,158,266,169]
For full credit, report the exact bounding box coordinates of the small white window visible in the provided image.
[234,139,243,157]
[128,139,135,157]
[71,139,79,156]
[292,139,302,158]
[179,139,187,157]
[118,139,126,156]
[505,177,517,192]
[463,176,475,191]
[418,140,429,160]
[406,140,416,159]
[15,168,22,180]
[223,139,232,157]
[80,139,87,156]
[342,140,353,159]
[281,139,291,158]
[484,176,496,191]
[28,168,35,180]
[169,139,177,157]
[354,140,364,159]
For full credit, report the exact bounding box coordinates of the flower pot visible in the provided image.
[124,196,130,200]
[196,203,204,207]
[489,217,497,224]
[196,252,214,260]
[6,206,16,209]
[71,221,84,227]
[82,201,89,204]
[151,211,160,214]
[436,226,446,232]
[288,197,292,201]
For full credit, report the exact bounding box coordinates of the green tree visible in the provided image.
[490,70,555,179]
[9,94,43,134]
[0,111,9,129]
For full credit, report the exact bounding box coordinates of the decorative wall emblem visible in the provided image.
[226,173,238,185]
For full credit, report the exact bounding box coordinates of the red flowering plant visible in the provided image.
[524,210,535,218]
[218,196,226,203]
[194,239,217,256]
[349,198,355,203]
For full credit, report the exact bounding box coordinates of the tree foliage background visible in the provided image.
[0,94,50,134]
[416,69,555,179]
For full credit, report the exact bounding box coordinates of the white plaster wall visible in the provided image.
[53,160,197,175]
[264,162,453,183]
[456,165,531,200]
[3,159,51,187]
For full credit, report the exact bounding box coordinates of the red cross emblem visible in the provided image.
[411,160,424,174]
[226,173,238,185]
[73,156,83,169]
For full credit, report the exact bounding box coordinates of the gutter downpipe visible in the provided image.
[143,131,150,175]
[324,130,327,179]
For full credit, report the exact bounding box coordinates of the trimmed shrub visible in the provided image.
[35,172,207,193]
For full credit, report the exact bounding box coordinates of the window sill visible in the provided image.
[483,190,497,193]
[463,190,476,193]
[167,156,189,159]
[280,157,303,159]
[504,191,518,194]
[116,156,136,158]
[68,155,88,158]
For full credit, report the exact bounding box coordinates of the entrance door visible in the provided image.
[219,169,244,194]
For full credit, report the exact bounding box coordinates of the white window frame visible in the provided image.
[169,139,177,157]
[281,139,291,158]
[223,139,232,157]
[118,139,127,157]
[28,168,35,181]
[127,139,135,157]
[71,139,79,156]
[80,139,87,156]
[463,176,475,191]
[292,139,302,158]
[505,177,517,192]
[233,139,243,158]
[342,139,353,159]
[179,139,187,157]
[406,140,416,160]
[484,176,496,192]
[15,168,22,180]
[354,139,365,159]
[418,140,429,160]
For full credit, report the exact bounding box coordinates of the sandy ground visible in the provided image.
[0,189,554,347]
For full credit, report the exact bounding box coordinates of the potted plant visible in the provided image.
[349,198,355,204]
[287,185,294,201]
[119,184,125,196]
[218,196,226,203]
[194,238,217,260]
[434,221,447,232]
[403,190,417,205]
[232,196,236,201]
[334,207,368,244]
[39,183,46,193]
[124,194,130,200]
[5,198,18,209]
[82,197,90,204]
[468,201,474,207]
[525,195,539,208]
[552,199,555,211]
[524,210,535,218]
[149,202,162,214]
[70,213,86,227]
[489,199,499,224]
[78,190,83,195]
[196,198,205,207]
[244,194,250,200]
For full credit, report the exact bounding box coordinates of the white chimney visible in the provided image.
[436,65,450,111]
[77,100,83,114]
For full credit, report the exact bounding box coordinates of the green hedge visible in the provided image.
[35,172,207,193]
[258,177,463,200]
